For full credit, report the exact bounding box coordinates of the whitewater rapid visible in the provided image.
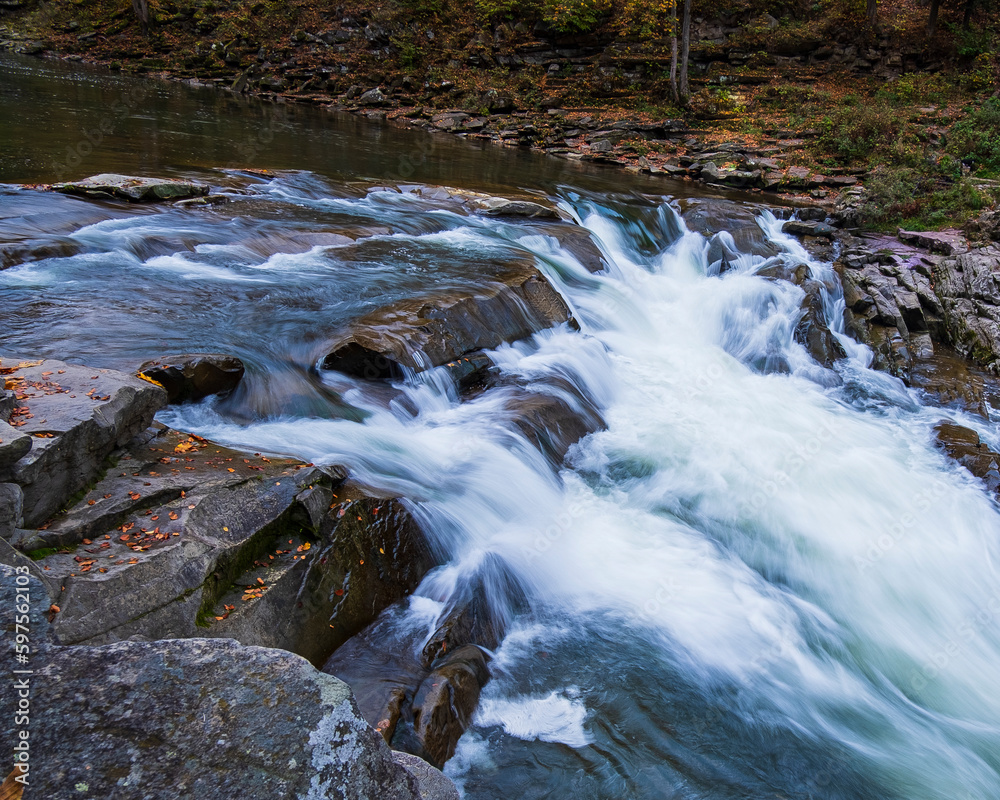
[160,186,1000,799]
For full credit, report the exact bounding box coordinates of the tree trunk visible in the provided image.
[866,0,877,25]
[669,0,679,104]
[963,0,974,29]
[679,0,692,101]
[927,0,940,35]
[131,0,150,35]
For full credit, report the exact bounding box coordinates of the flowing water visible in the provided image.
[3,53,1000,799]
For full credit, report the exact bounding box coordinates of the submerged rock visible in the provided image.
[138,353,246,403]
[321,262,572,379]
[53,173,210,203]
[0,565,435,800]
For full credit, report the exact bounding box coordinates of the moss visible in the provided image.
[25,544,77,560]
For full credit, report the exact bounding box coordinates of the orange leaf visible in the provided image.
[2,768,26,799]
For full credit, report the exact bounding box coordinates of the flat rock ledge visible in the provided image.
[53,173,210,203]
[0,564,456,800]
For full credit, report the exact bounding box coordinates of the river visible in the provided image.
[2,53,999,799]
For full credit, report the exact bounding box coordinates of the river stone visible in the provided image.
[897,228,967,256]
[935,421,1000,494]
[412,645,492,766]
[783,220,836,239]
[138,353,246,403]
[477,198,560,219]
[0,356,166,527]
[0,566,428,800]
[53,173,210,203]
[321,262,572,378]
[0,386,16,420]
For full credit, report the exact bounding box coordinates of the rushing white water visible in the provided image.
[161,187,1000,799]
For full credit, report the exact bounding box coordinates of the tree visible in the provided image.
[669,0,679,103]
[927,0,940,34]
[866,0,877,25]
[679,0,691,100]
[132,0,150,35]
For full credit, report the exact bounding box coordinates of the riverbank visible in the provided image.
[4,0,1000,230]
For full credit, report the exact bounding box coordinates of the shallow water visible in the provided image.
[3,52,999,800]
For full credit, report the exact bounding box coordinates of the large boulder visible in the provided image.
[0,356,166,527]
[0,565,438,800]
[0,482,22,540]
[321,262,573,379]
[794,280,846,367]
[138,353,246,403]
[53,173,210,203]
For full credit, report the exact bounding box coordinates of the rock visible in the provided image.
[412,645,492,766]
[0,482,22,540]
[476,199,559,219]
[0,356,166,527]
[898,228,967,256]
[358,87,388,106]
[935,422,1000,495]
[782,220,836,239]
[504,380,604,464]
[934,247,1000,372]
[0,419,31,480]
[0,565,432,800]
[700,161,721,181]
[53,174,210,203]
[12,424,434,665]
[795,281,847,366]
[392,753,461,800]
[909,346,1000,417]
[138,353,246,403]
[431,112,469,131]
[965,208,1000,242]
[0,387,14,421]
[321,262,572,379]
[786,165,811,182]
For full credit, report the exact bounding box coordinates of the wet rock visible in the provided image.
[795,281,846,366]
[909,346,1000,417]
[0,356,166,527]
[53,173,210,203]
[0,565,430,800]
[138,353,246,403]
[412,645,492,766]
[782,220,836,239]
[935,421,1000,494]
[321,262,572,379]
[0,483,22,540]
[323,609,431,744]
[504,380,604,464]
[477,198,559,219]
